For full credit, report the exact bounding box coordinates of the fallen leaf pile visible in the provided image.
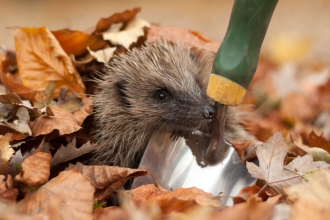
[0,7,330,220]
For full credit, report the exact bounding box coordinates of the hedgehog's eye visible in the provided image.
[156,90,167,101]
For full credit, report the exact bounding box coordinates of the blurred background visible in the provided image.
[1,0,330,63]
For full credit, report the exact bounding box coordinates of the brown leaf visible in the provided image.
[233,185,269,204]
[147,25,220,53]
[29,105,81,137]
[70,163,148,200]
[0,175,18,204]
[308,130,330,153]
[94,207,128,220]
[231,140,260,163]
[130,184,221,214]
[289,198,330,220]
[13,27,86,98]
[52,29,107,56]
[72,97,93,126]
[0,72,37,104]
[15,152,51,186]
[210,195,280,220]
[0,134,14,173]
[94,8,141,33]
[17,170,94,219]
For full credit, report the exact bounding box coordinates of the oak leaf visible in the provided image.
[130,184,221,214]
[17,170,94,219]
[15,152,52,186]
[13,27,86,98]
[246,131,330,194]
[0,134,14,174]
[51,138,96,166]
[52,29,107,56]
[0,174,18,204]
[102,17,150,49]
[29,105,81,137]
[70,163,148,200]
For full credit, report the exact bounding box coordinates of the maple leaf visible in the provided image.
[51,138,96,166]
[102,17,150,49]
[13,27,86,98]
[246,131,330,194]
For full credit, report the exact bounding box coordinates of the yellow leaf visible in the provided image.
[13,27,85,98]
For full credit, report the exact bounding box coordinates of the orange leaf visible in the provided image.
[17,170,94,219]
[13,27,86,98]
[0,174,18,204]
[73,97,93,126]
[29,105,81,137]
[94,8,141,33]
[71,163,148,200]
[308,130,330,153]
[15,152,52,186]
[52,29,107,56]
[94,207,128,220]
[233,185,269,204]
[131,184,221,214]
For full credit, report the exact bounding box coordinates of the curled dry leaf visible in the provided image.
[15,152,52,186]
[17,170,94,220]
[51,137,96,166]
[102,17,150,49]
[147,25,220,53]
[72,96,93,126]
[308,130,330,153]
[52,29,107,56]
[210,195,281,220]
[94,7,141,33]
[233,185,269,204]
[285,170,330,220]
[0,133,14,174]
[87,47,116,63]
[70,163,148,200]
[29,105,81,137]
[130,184,221,214]
[0,174,19,204]
[231,140,261,163]
[13,27,86,98]
[246,131,330,194]
[308,147,330,163]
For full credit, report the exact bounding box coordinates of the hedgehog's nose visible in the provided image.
[203,104,215,119]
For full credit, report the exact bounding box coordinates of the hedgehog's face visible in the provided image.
[110,40,216,136]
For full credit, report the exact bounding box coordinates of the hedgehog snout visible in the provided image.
[203,104,215,119]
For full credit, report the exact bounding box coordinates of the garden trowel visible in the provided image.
[132,0,278,206]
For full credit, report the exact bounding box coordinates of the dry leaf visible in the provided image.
[94,207,129,220]
[210,195,281,220]
[147,25,220,53]
[4,149,30,175]
[0,134,14,174]
[15,152,52,186]
[102,17,150,49]
[308,130,330,153]
[130,184,221,214]
[72,96,93,126]
[70,163,148,200]
[51,137,96,166]
[233,185,269,204]
[87,47,116,63]
[231,140,260,162]
[246,131,330,194]
[14,27,85,97]
[94,8,141,33]
[29,105,81,137]
[17,170,94,219]
[308,147,330,163]
[0,174,19,203]
[285,170,330,220]
[52,29,107,56]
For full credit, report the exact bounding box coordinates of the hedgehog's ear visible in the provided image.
[116,81,130,106]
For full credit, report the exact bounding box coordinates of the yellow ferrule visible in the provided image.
[206,74,246,106]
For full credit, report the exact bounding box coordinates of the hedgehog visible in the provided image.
[91,40,253,168]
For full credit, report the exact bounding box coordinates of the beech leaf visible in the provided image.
[13,27,86,98]
[0,134,14,174]
[15,152,52,186]
[17,170,94,219]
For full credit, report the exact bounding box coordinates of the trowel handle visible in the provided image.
[207,0,278,106]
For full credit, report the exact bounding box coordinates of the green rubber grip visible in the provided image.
[207,0,278,105]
